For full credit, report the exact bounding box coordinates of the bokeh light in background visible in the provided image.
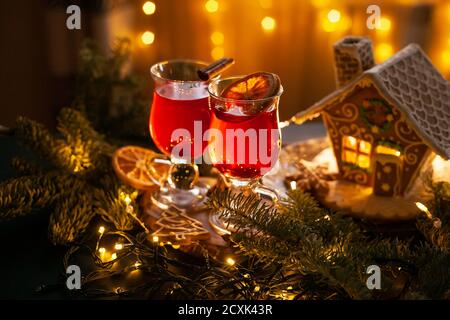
[320,8,352,33]
[126,0,450,121]
[375,43,394,62]
[210,31,224,45]
[141,31,155,45]
[261,16,276,31]
[327,9,341,23]
[378,17,392,32]
[142,1,156,15]
[205,0,219,13]
[211,46,225,60]
[443,50,450,67]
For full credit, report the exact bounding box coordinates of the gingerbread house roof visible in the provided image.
[295,44,450,159]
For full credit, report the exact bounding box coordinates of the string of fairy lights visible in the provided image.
[137,0,450,72]
[86,189,252,297]
[84,210,278,298]
[79,153,443,298]
[71,166,441,299]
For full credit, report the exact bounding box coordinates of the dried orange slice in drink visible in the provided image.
[112,146,169,190]
[221,72,281,101]
[220,72,281,115]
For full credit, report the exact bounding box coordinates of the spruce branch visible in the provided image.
[14,117,63,167]
[56,108,115,174]
[414,245,450,298]
[416,182,450,250]
[57,108,112,152]
[10,157,43,176]
[0,173,61,220]
[73,38,148,139]
[93,176,136,231]
[49,186,96,246]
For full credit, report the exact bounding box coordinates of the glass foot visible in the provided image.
[208,211,233,236]
[150,180,210,212]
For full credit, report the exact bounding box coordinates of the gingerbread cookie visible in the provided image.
[150,210,211,245]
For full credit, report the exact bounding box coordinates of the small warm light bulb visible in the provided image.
[415,202,427,212]
[141,31,155,45]
[290,180,297,190]
[261,16,276,31]
[152,235,159,243]
[98,247,106,254]
[211,46,224,60]
[134,261,141,268]
[205,0,219,13]
[142,1,156,15]
[279,120,290,128]
[226,257,236,266]
[327,9,341,23]
[210,31,224,45]
[254,285,260,292]
[111,253,117,260]
[98,226,105,234]
[415,202,433,219]
[114,243,123,250]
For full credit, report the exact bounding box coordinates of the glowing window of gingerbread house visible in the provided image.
[342,136,372,169]
[375,145,401,157]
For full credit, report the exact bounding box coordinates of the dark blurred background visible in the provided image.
[1,0,449,129]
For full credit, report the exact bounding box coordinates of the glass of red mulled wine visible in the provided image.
[207,75,283,234]
[149,60,216,210]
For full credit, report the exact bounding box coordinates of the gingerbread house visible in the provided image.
[296,36,450,197]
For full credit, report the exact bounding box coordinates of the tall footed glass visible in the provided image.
[206,75,283,234]
[149,60,214,211]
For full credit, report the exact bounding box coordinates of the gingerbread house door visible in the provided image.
[372,151,402,197]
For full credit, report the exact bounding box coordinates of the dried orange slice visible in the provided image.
[221,72,281,101]
[112,146,169,190]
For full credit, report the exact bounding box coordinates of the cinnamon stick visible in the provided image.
[197,57,235,81]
